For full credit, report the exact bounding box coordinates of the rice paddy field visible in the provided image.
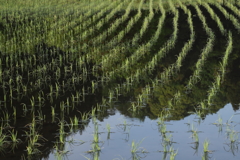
[0,0,240,159]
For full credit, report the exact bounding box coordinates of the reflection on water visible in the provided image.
[46,104,240,160]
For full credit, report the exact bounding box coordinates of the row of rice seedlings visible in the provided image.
[82,0,124,41]
[131,1,196,109]
[176,0,194,32]
[150,0,178,66]
[121,0,161,74]
[46,1,91,32]
[185,4,215,91]
[128,0,177,85]
[129,0,155,47]
[155,1,192,83]
[69,6,149,101]
[105,0,161,79]
[85,0,144,73]
[25,115,47,156]
[149,0,196,107]
[206,31,232,106]
[68,0,109,27]
[0,3,67,54]
[132,0,181,100]
[139,0,154,40]
[201,1,226,35]
[96,0,165,101]
[45,0,109,48]
[70,0,120,42]
[223,0,240,18]
[74,0,129,64]
[79,2,119,40]
[157,112,177,157]
[104,0,136,47]
[213,2,240,33]
[88,0,132,47]
[102,0,144,51]
[174,0,195,72]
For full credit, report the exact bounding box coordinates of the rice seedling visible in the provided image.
[214,114,223,126]
[163,134,174,146]
[131,138,146,153]
[1,110,10,126]
[201,152,211,160]
[227,130,239,143]
[54,143,70,160]
[8,129,21,144]
[226,124,239,143]
[51,106,56,123]
[106,123,111,133]
[203,139,210,153]
[93,127,99,144]
[57,120,66,144]
[192,130,199,143]
[169,147,178,160]
[0,126,7,150]
[128,102,139,113]
[159,123,168,136]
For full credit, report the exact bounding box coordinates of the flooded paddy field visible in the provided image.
[0,0,240,159]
